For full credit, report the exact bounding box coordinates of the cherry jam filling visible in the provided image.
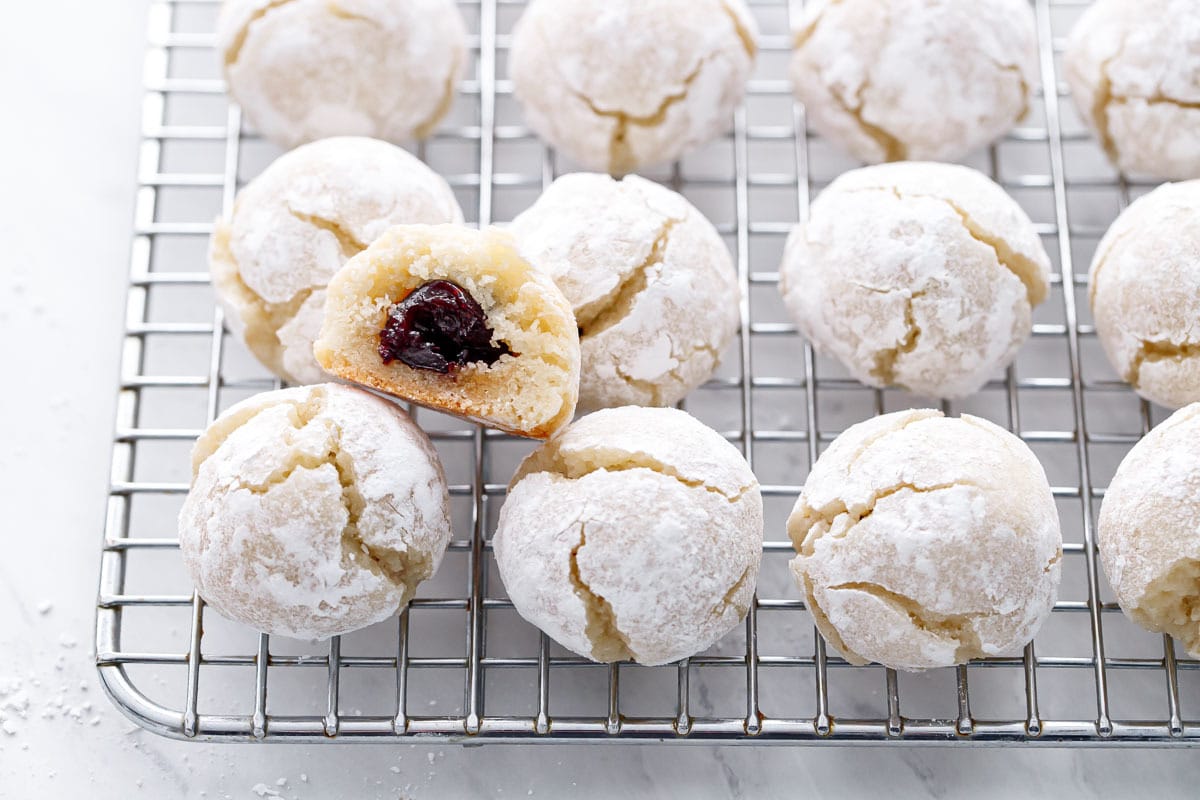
[378,280,511,374]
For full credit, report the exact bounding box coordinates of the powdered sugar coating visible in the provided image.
[509,0,758,174]
[790,0,1037,164]
[778,162,1051,399]
[178,383,452,641]
[509,173,740,412]
[494,407,763,666]
[1098,403,1200,656]
[1065,0,1200,180]
[210,137,462,385]
[1088,180,1200,409]
[787,409,1062,671]
[217,0,466,149]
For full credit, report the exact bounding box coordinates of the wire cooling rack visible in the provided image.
[96,0,1200,745]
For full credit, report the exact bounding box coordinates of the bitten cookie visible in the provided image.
[790,0,1037,163]
[217,0,466,149]
[1088,181,1200,409]
[778,162,1051,399]
[1065,0,1200,180]
[1099,403,1200,657]
[178,384,452,641]
[210,137,463,386]
[509,173,740,412]
[494,407,763,666]
[509,0,757,174]
[787,410,1062,671]
[314,224,580,439]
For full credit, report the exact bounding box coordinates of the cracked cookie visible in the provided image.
[493,407,763,666]
[217,0,466,149]
[314,224,580,439]
[788,409,1062,671]
[177,383,452,641]
[790,0,1037,164]
[210,137,463,386]
[1099,403,1200,657]
[1065,0,1200,180]
[509,0,758,174]
[778,162,1051,399]
[509,173,740,412]
[1089,181,1200,409]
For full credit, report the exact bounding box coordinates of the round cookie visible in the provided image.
[509,0,758,174]
[1098,403,1200,657]
[509,173,740,412]
[1088,181,1200,409]
[217,0,467,149]
[494,407,763,666]
[787,409,1062,671]
[790,0,1037,164]
[178,384,452,641]
[210,137,463,386]
[1065,0,1200,180]
[778,162,1051,399]
[314,224,580,439]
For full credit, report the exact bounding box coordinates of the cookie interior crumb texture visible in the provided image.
[789,0,1037,164]
[778,162,1051,399]
[1088,180,1200,409]
[787,409,1062,671]
[493,407,763,666]
[216,0,467,148]
[1099,403,1200,656]
[1065,0,1200,180]
[509,173,740,412]
[314,224,580,439]
[509,0,758,174]
[178,384,453,641]
[209,137,463,386]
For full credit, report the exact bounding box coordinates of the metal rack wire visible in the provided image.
[96,0,1200,745]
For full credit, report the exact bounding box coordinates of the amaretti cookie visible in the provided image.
[210,137,463,386]
[314,224,580,439]
[1088,181,1200,409]
[178,384,452,641]
[790,0,1037,163]
[788,410,1062,671]
[1065,0,1200,180]
[217,0,467,149]
[509,0,758,174]
[778,162,1051,399]
[1098,403,1200,656]
[494,407,763,666]
[509,173,740,412]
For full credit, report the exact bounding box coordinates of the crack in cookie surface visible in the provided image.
[568,521,635,662]
[825,580,985,663]
[1128,338,1200,389]
[223,0,300,69]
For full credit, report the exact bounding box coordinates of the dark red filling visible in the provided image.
[378,280,511,374]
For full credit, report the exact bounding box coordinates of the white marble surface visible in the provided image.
[3,1,1200,797]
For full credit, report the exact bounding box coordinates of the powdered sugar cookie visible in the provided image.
[1088,181,1200,409]
[1065,0,1200,180]
[1099,403,1200,656]
[788,409,1062,671]
[217,0,466,149]
[509,0,758,174]
[790,0,1037,163]
[178,383,452,641]
[778,162,1051,399]
[509,173,739,412]
[494,407,763,666]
